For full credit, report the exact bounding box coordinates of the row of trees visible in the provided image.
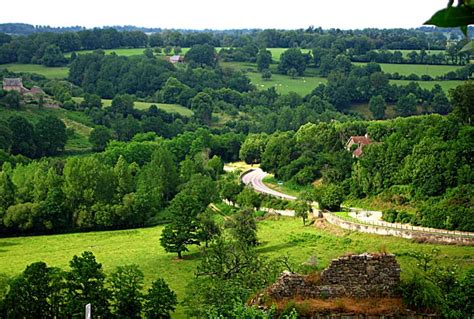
[1,251,177,318]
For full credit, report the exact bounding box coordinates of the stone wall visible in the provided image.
[324,213,474,245]
[266,253,400,300]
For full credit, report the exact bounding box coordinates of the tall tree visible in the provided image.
[191,92,213,125]
[8,115,36,157]
[143,278,177,319]
[110,265,144,318]
[396,93,417,117]
[256,49,272,71]
[369,95,387,120]
[160,190,203,258]
[35,115,67,156]
[64,251,111,318]
[227,208,258,246]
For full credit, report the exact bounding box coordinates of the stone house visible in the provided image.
[2,77,29,93]
[167,55,184,64]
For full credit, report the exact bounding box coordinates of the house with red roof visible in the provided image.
[346,134,372,157]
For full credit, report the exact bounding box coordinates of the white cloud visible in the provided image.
[0,0,448,30]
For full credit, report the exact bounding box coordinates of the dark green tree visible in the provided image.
[227,208,258,246]
[3,90,21,109]
[160,191,203,258]
[143,278,177,319]
[278,48,306,76]
[64,251,111,318]
[110,265,144,318]
[0,121,12,152]
[41,44,67,66]
[369,95,386,120]
[191,92,213,125]
[89,126,112,151]
[294,200,311,225]
[8,115,36,157]
[35,115,67,156]
[256,49,272,71]
[184,44,217,67]
[396,93,417,117]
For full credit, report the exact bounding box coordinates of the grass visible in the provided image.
[65,48,151,58]
[0,63,69,79]
[380,49,446,58]
[0,217,472,318]
[353,62,463,77]
[72,97,193,117]
[390,79,465,91]
[262,175,313,198]
[247,72,326,96]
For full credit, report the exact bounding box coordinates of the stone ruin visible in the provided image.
[266,253,400,300]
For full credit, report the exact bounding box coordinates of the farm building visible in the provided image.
[346,134,372,157]
[2,77,29,93]
[167,55,184,64]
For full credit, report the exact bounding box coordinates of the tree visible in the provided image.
[431,92,451,115]
[278,48,306,76]
[450,81,473,124]
[261,69,272,81]
[2,262,64,319]
[81,93,102,109]
[184,44,217,67]
[3,90,21,109]
[149,146,179,201]
[236,187,262,211]
[396,93,417,117]
[89,126,112,151]
[198,208,221,247]
[111,94,134,115]
[191,92,213,125]
[0,170,15,210]
[227,208,258,246]
[256,49,272,71]
[314,184,345,211]
[160,190,203,258]
[8,115,36,157]
[219,177,243,205]
[143,278,177,319]
[369,95,387,120]
[0,121,12,152]
[239,133,268,164]
[64,251,111,318]
[294,200,311,225]
[35,115,67,156]
[110,265,144,318]
[41,44,67,66]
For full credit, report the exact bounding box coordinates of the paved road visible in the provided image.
[241,168,297,201]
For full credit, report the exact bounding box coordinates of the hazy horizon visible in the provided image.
[0,0,449,30]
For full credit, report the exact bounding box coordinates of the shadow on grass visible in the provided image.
[0,241,20,253]
[255,241,297,254]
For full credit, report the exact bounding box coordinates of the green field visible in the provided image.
[0,63,69,79]
[353,62,463,77]
[73,97,193,117]
[390,79,465,91]
[0,106,93,151]
[0,217,472,318]
[247,72,326,96]
[65,48,151,58]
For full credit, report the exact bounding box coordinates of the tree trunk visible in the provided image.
[177,251,182,259]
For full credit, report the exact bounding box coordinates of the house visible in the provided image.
[346,134,372,158]
[2,77,29,93]
[167,55,184,64]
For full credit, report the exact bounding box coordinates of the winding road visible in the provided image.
[241,168,297,200]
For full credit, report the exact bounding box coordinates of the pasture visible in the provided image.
[353,62,463,77]
[390,79,465,91]
[0,217,472,318]
[247,72,327,96]
[72,97,193,117]
[0,63,69,79]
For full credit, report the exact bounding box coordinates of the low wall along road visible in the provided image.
[240,168,474,245]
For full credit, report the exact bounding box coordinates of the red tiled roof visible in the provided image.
[349,135,371,146]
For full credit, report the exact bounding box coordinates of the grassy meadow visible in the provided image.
[353,62,463,77]
[72,97,193,117]
[0,63,69,79]
[0,217,472,318]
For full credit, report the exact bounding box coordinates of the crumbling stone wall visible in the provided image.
[267,253,400,300]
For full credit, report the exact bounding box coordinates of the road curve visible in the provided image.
[241,168,297,200]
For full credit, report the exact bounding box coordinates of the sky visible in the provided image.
[0,0,449,30]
